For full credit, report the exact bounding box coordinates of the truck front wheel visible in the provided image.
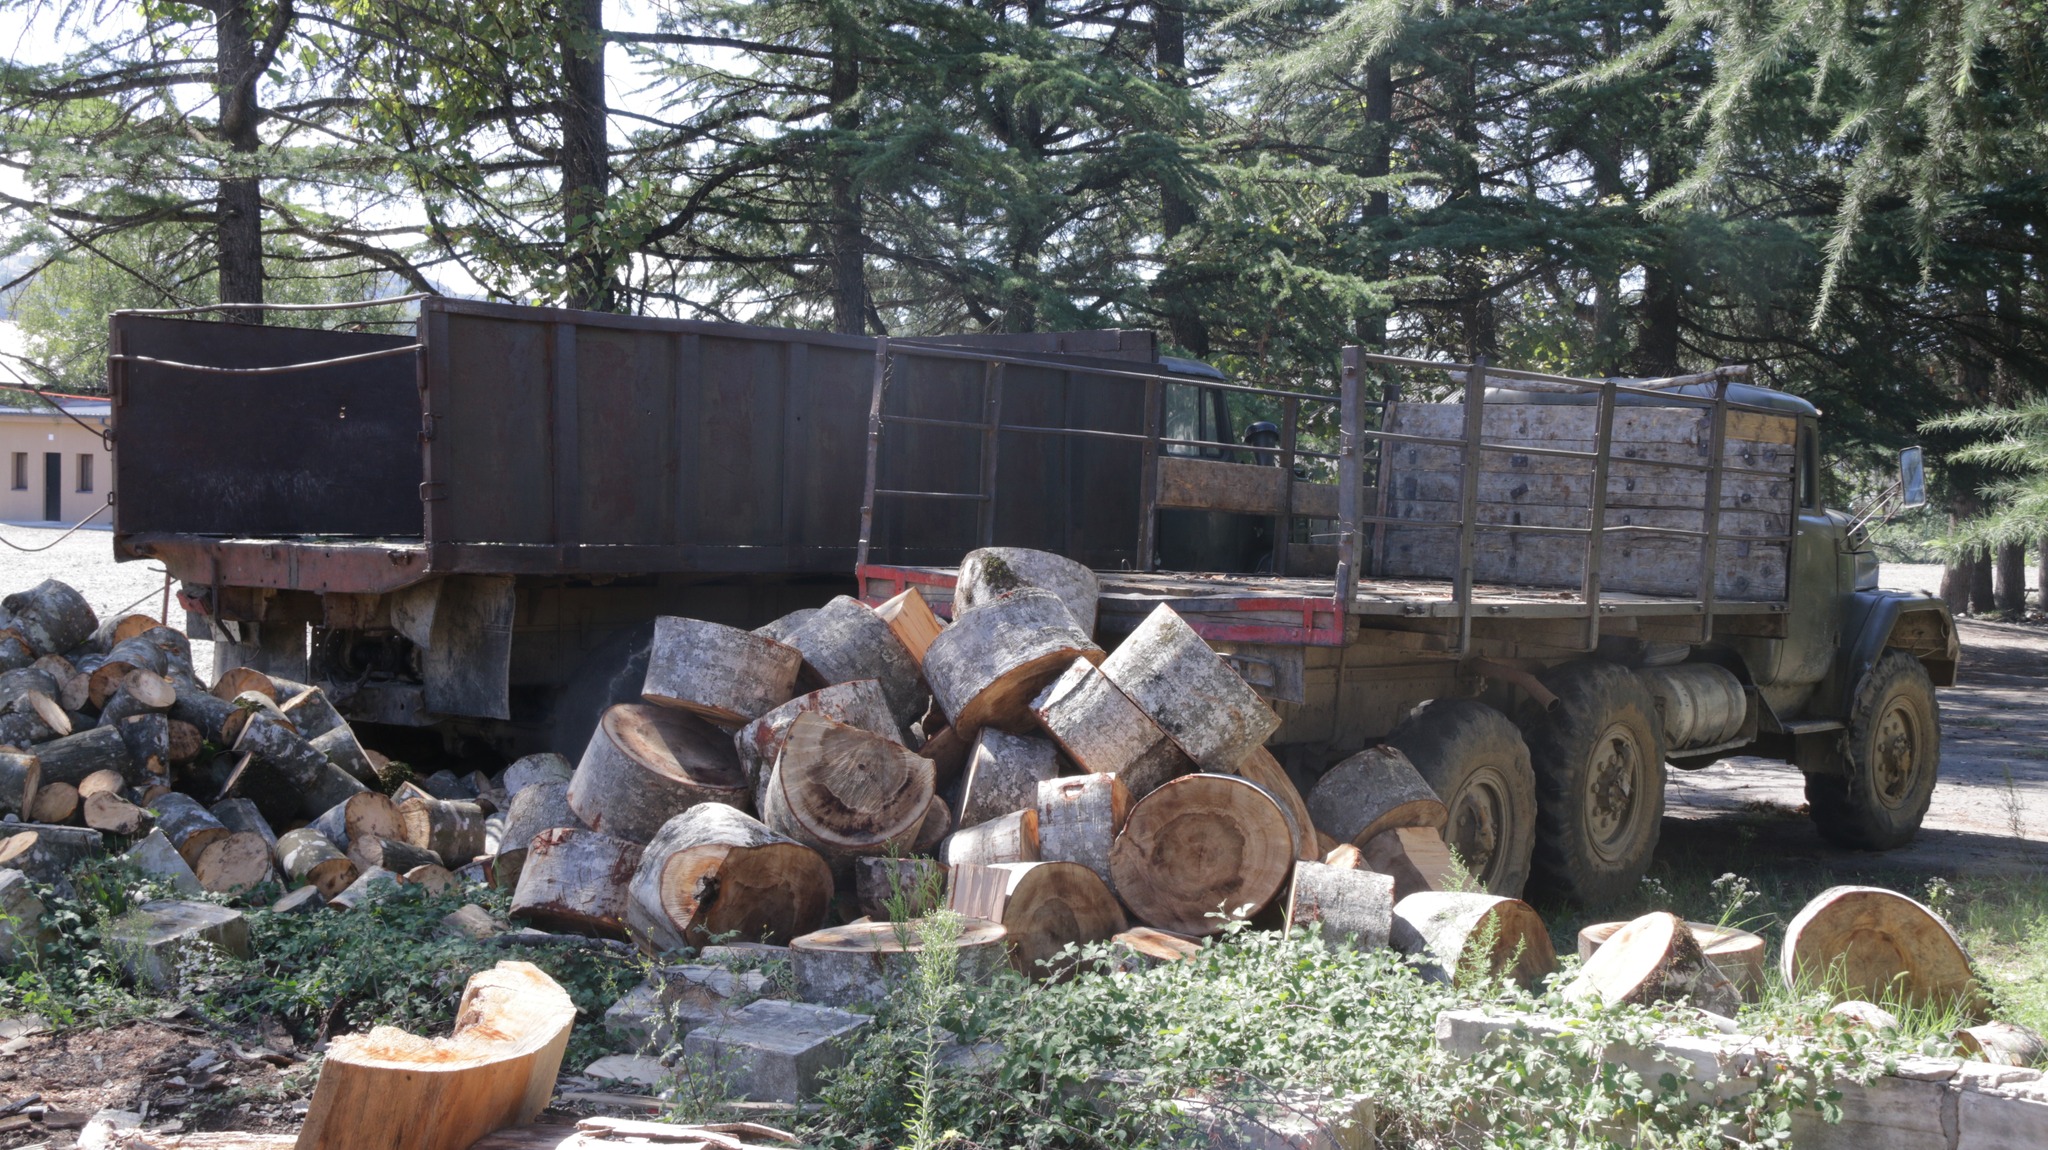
[1385,699,1535,897]
[1806,650,1939,850]
[1521,661,1666,905]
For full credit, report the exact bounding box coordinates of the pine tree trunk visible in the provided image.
[559,0,611,311]
[827,18,864,333]
[1151,0,1206,355]
[1995,542,2025,616]
[1971,547,1997,613]
[213,0,268,321]
[2038,537,2048,612]
[1942,551,1975,615]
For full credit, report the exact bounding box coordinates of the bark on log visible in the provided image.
[760,712,933,873]
[98,672,175,730]
[510,827,642,939]
[278,828,361,898]
[641,617,802,727]
[956,729,1060,830]
[302,761,371,820]
[1780,885,1989,1020]
[1109,773,1293,937]
[232,709,328,791]
[272,679,346,740]
[1035,773,1130,891]
[853,856,944,921]
[1098,604,1278,773]
[306,792,403,853]
[985,860,1127,979]
[193,830,275,895]
[348,835,445,875]
[734,679,900,813]
[170,683,238,745]
[59,672,90,713]
[151,792,230,866]
[790,919,1010,1008]
[782,595,925,729]
[873,585,945,664]
[220,690,284,748]
[1577,919,1766,1002]
[92,612,159,653]
[1306,745,1447,847]
[210,797,278,849]
[0,823,104,883]
[1955,1022,2046,1066]
[404,864,458,895]
[84,789,149,835]
[939,809,1040,868]
[0,630,29,673]
[570,703,749,844]
[955,547,1100,635]
[625,804,832,953]
[0,667,59,712]
[503,753,574,796]
[400,797,489,863]
[0,709,54,748]
[309,724,378,785]
[752,607,818,645]
[1360,826,1455,901]
[32,724,134,787]
[138,625,195,685]
[295,961,575,1150]
[0,749,38,817]
[210,666,277,703]
[1565,911,1740,1016]
[494,783,581,893]
[1389,891,1556,988]
[924,587,1102,736]
[2,579,95,656]
[1234,747,1317,861]
[912,794,951,853]
[115,713,171,782]
[1285,861,1396,950]
[27,780,77,823]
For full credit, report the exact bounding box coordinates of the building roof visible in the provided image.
[0,394,111,419]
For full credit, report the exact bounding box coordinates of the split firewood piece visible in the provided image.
[1360,826,1456,901]
[295,960,576,1150]
[1578,919,1767,1002]
[401,797,490,864]
[504,752,574,796]
[309,724,379,785]
[96,668,177,729]
[1565,911,1740,1016]
[510,827,643,939]
[306,791,403,852]
[115,713,172,781]
[760,712,933,874]
[1955,1022,2046,1066]
[791,919,1010,1008]
[1781,885,1989,1020]
[955,547,1101,635]
[924,587,1102,737]
[271,678,347,740]
[233,709,329,792]
[1109,773,1293,937]
[0,750,39,817]
[278,828,361,899]
[939,809,1040,868]
[348,834,445,875]
[495,782,581,892]
[404,864,459,895]
[912,795,951,853]
[152,792,231,866]
[985,861,1126,980]
[956,729,1060,830]
[1098,605,1278,774]
[1307,745,1447,847]
[33,724,136,787]
[1234,747,1317,862]
[3,579,96,656]
[1390,891,1556,989]
[783,595,926,729]
[1114,926,1202,967]
[569,703,748,845]
[1285,861,1396,951]
[641,617,803,727]
[84,788,149,835]
[0,824,104,883]
[625,804,832,953]
[733,680,900,812]
[1035,773,1130,891]
[170,682,239,745]
[210,666,277,703]
[27,780,78,824]
[853,856,945,922]
[91,611,159,652]
[753,606,819,645]
[873,585,945,663]
[194,831,277,895]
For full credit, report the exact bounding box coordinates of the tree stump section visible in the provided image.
[1780,885,1989,1020]
[1360,826,1456,901]
[955,547,1101,635]
[295,961,576,1150]
[641,617,802,727]
[278,828,361,899]
[1307,745,1447,847]
[625,804,832,953]
[873,586,945,663]
[1235,747,1317,861]
[1108,773,1293,936]
[1285,861,1396,951]
[853,856,945,921]
[790,919,1010,1008]
[1035,773,1130,891]
[783,596,926,729]
[733,680,900,812]
[152,792,231,866]
[1565,911,1740,1016]
[1955,1022,2045,1066]
[33,725,134,787]
[3,579,96,656]
[510,827,643,939]
[307,792,404,853]
[400,797,489,864]
[1098,604,1278,773]
[1578,919,1767,1002]
[27,781,77,824]
[0,751,38,818]
[939,809,1040,868]
[1389,891,1556,988]
[570,703,749,844]
[924,587,1102,736]
[504,752,575,796]
[348,835,445,875]
[760,712,933,874]
[956,729,1060,830]
[193,831,277,896]
[496,782,582,891]
[985,861,1127,979]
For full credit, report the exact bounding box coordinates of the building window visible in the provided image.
[9,453,23,490]
[77,454,94,493]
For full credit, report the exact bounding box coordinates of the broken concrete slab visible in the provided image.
[583,1053,667,1088]
[124,828,201,895]
[681,999,869,1102]
[602,981,671,1053]
[105,900,251,991]
[0,869,50,965]
[695,942,790,967]
[1175,1091,1374,1150]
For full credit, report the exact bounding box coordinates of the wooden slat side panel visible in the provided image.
[574,326,674,545]
[443,315,553,544]
[1381,529,1787,600]
[795,344,878,551]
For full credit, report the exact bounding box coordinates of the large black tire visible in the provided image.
[1520,661,1666,905]
[1385,698,1536,897]
[1806,650,1939,850]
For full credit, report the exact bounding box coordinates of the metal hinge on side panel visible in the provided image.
[420,413,437,441]
[419,481,447,502]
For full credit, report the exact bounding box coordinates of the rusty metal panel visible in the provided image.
[438,312,553,544]
[110,315,419,538]
[575,324,674,545]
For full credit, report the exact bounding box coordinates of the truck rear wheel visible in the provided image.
[1806,650,1939,850]
[1521,661,1666,905]
[1385,698,1535,897]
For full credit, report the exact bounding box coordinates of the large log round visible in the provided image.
[791,919,1010,1008]
[0,750,38,818]
[1565,911,1740,1016]
[760,711,933,872]
[625,804,832,953]
[1098,604,1278,773]
[503,752,574,796]
[732,679,900,812]
[1780,885,1989,1020]
[278,828,361,898]
[1579,918,1766,1001]
[32,724,134,787]
[494,782,582,891]
[193,830,277,895]
[0,824,104,883]
[640,617,802,727]
[233,709,329,791]
[114,713,171,782]
[570,703,749,844]
[210,797,278,849]
[2,580,95,656]
[986,860,1127,979]
[510,827,643,939]
[1108,773,1293,936]
[1285,860,1396,951]
[956,729,1060,830]
[306,791,404,852]
[1306,745,1447,847]
[1235,746,1318,862]
[955,547,1100,635]
[923,587,1102,736]
[151,791,231,866]
[1390,891,1556,988]
[939,808,1040,868]
[399,797,489,864]
[782,596,926,729]
[1034,773,1129,890]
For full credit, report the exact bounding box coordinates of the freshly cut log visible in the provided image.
[1284,861,1396,951]
[115,713,171,781]
[924,587,1101,736]
[33,724,134,787]
[92,611,159,652]
[0,750,38,816]
[790,919,1009,1008]
[309,724,378,785]
[349,835,445,875]
[97,672,175,729]
[985,861,1127,979]
[404,864,459,895]
[495,782,581,892]
[1577,919,1766,1002]
[307,792,403,852]
[956,729,1059,830]
[912,795,951,853]
[330,866,402,910]
[193,831,276,895]
[1108,774,1293,937]
[939,809,1040,868]
[151,792,230,865]
[210,798,277,849]
[624,804,831,953]
[302,761,371,819]
[1360,826,1456,901]
[3,579,96,656]
[1035,773,1130,890]
[401,797,490,864]
[569,703,749,845]
[232,709,328,791]
[1565,911,1740,1016]
[27,780,78,823]
[210,666,277,702]
[273,679,346,739]
[760,712,933,873]
[12,690,69,737]
[873,585,944,663]
[221,690,286,748]
[0,666,61,713]
[503,753,574,796]
[295,960,575,1150]
[170,683,238,745]
[641,617,802,727]
[0,709,55,748]
[1781,885,1989,1020]
[955,547,1100,634]
[1114,926,1201,966]
[1390,891,1556,988]
[510,827,642,939]
[84,789,149,835]
[0,824,104,883]
[278,828,361,898]
[77,768,124,799]
[1098,604,1278,773]
[853,856,944,921]
[733,679,900,811]
[782,596,925,729]
[139,625,196,685]
[752,607,819,645]
[59,672,91,713]
[1306,745,1447,847]
[1955,1022,2045,1066]
[1234,747,1317,861]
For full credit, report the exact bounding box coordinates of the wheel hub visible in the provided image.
[1449,765,1510,888]
[1872,701,1918,808]
[1585,723,1642,863]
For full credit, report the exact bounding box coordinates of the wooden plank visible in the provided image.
[1381,529,1786,600]
[1155,456,1339,519]
[1388,402,1796,447]
[1390,469,1790,512]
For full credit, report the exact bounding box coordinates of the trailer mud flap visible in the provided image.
[397,575,516,721]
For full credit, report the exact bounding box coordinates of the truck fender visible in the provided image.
[1816,592,1958,717]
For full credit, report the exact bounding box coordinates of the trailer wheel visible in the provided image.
[1521,661,1665,905]
[1806,650,1939,850]
[1385,698,1535,897]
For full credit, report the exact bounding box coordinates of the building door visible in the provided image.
[43,453,60,521]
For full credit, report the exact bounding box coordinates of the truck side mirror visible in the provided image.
[1899,446,1927,509]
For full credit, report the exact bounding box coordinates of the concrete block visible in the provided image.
[682,999,869,1102]
[603,982,672,1053]
[0,869,50,965]
[1957,1072,2048,1150]
[1795,1071,1953,1150]
[106,900,250,991]
[1176,1090,1374,1150]
[696,942,791,967]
